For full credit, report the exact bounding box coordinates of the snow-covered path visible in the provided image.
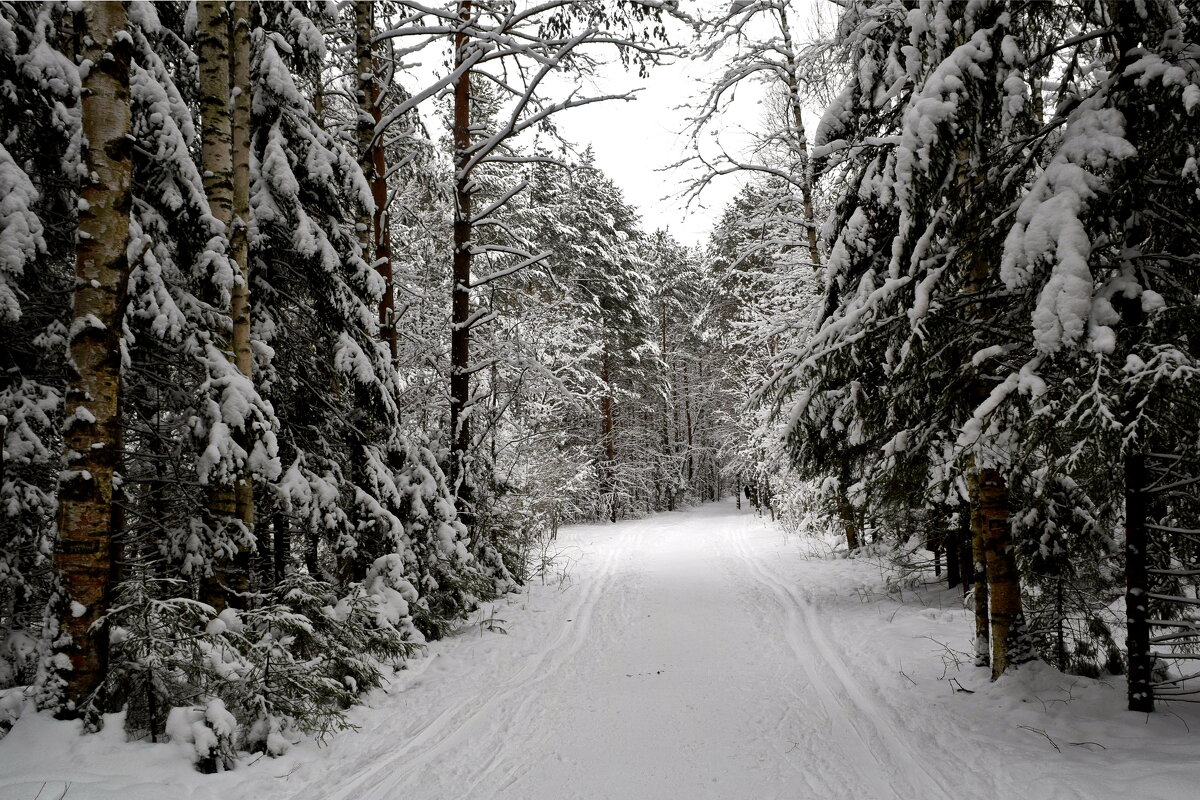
[327,504,872,800]
[4,501,1200,800]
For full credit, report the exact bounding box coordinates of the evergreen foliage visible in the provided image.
[767,0,1200,698]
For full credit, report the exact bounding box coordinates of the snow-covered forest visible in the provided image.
[1,0,1199,796]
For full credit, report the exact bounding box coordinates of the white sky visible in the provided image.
[552,46,760,247]
[551,1,828,247]
[549,3,757,248]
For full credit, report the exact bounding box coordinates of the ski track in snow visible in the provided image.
[319,518,646,800]
[3,501,1200,800]
[726,517,929,799]
[726,514,988,800]
[269,502,1160,800]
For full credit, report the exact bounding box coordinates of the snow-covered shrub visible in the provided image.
[478,446,598,584]
[106,568,422,764]
[772,479,841,541]
[399,443,508,635]
[165,697,237,773]
[0,685,25,738]
[1009,468,1123,676]
[253,572,421,721]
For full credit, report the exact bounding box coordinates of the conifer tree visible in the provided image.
[774,0,1047,678]
[0,1,78,703]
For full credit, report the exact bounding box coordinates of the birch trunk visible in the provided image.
[230,0,254,586]
[53,0,133,717]
[198,1,233,228]
[197,0,245,608]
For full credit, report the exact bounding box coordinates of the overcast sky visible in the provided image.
[551,1,829,248]
[550,7,757,248]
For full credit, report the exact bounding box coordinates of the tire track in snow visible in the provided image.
[314,520,645,800]
[726,517,964,800]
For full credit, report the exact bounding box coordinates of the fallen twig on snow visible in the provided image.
[1018,725,1061,752]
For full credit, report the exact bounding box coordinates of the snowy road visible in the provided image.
[233,502,1200,800]
[320,504,870,800]
[4,501,1200,800]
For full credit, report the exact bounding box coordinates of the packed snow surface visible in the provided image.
[3,501,1199,799]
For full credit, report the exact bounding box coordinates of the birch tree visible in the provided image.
[196,0,253,609]
[52,0,132,718]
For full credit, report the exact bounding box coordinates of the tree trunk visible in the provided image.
[52,0,133,719]
[273,511,291,586]
[304,527,320,578]
[229,0,254,597]
[959,536,973,596]
[1108,0,1152,705]
[1053,579,1068,672]
[836,461,860,552]
[957,509,972,595]
[197,0,239,610]
[777,6,821,272]
[682,362,693,483]
[968,471,989,668]
[660,307,673,510]
[978,468,1029,680]
[600,349,617,523]
[356,0,398,367]
[449,0,474,532]
[1125,451,1154,711]
[198,2,233,227]
[197,0,254,608]
[835,487,860,552]
[945,523,961,590]
[954,79,1026,676]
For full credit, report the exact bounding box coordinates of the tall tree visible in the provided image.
[449,0,475,526]
[196,0,246,609]
[0,0,78,700]
[356,0,398,366]
[773,1,1050,678]
[229,0,254,561]
[686,0,837,271]
[51,0,132,717]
